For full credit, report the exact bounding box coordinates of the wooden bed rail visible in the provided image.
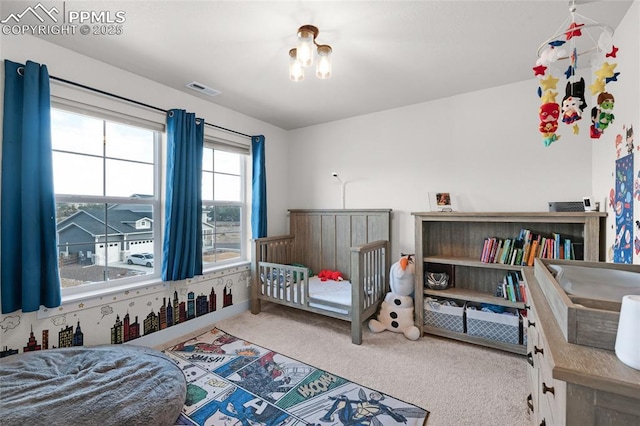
[350,239,389,344]
[252,236,295,313]
[254,235,295,265]
[350,239,390,254]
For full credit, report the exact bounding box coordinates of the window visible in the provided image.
[51,108,161,295]
[201,142,247,268]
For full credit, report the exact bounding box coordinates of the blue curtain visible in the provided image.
[251,135,267,238]
[1,60,61,314]
[162,109,203,281]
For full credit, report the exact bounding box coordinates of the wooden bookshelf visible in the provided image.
[424,325,527,355]
[413,212,606,354]
[424,287,526,310]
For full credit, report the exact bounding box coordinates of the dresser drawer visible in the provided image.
[525,301,538,354]
[536,323,566,426]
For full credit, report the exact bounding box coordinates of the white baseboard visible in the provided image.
[127,301,249,350]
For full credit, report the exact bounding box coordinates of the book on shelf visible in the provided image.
[499,239,511,264]
[486,237,496,262]
[506,280,515,302]
[517,228,528,240]
[488,238,502,263]
[511,271,523,301]
[482,237,509,264]
[507,239,522,265]
[481,229,583,264]
[498,271,526,303]
[572,242,584,261]
[564,238,572,260]
[515,270,527,304]
[481,237,494,262]
[527,234,542,266]
[553,232,561,259]
[521,232,532,265]
[539,237,548,258]
[544,238,553,259]
[506,273,518,302]
[519,281,527,304]
[495,239,504,263]
[514,248,524,266]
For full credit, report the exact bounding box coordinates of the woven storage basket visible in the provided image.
[423,298,464,333]
[466,304,520,344]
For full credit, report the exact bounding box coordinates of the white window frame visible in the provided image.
[201,138,249,270]
[51,104,163,299]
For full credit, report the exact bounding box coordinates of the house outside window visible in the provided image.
[201,142,247,268]
[52,108,161,296]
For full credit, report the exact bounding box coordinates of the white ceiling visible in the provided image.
[4,0,634,130]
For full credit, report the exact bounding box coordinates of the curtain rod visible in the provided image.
[49,75,253,139]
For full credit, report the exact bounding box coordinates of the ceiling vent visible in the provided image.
[185,81,221,97]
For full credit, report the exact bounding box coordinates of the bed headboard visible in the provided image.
[288,209,392,279]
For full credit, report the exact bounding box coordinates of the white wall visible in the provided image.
[591,0,640,263]
[288,78,594,257]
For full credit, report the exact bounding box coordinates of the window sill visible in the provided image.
[38,260,252,319]
[203,259,251,274]
[38,278,169,319]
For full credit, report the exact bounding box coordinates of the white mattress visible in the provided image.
[308,276,352,313]
[263,276,351,315]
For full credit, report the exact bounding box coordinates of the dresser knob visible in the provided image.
[524,304,530,310]
[527,352,534,367]
[527,393,534,412]
[534,346,544,355]
[528,320,536,328]
[542,382,555,395]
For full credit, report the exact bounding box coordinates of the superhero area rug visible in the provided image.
[164,328,430,425]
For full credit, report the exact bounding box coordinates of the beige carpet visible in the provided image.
[211,303,530,426]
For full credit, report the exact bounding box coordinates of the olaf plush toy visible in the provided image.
[368,254,421,340]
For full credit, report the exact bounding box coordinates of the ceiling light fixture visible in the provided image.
[289,25,332,81]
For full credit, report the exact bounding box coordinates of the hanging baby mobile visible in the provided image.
[534,1,620,147]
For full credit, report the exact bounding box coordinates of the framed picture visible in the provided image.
[429,192,457,212]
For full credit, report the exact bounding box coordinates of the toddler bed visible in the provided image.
[251,209,391,345]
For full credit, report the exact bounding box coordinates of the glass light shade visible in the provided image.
[289,49,304,81]
[316,45,332,79]
[296,28,315,67]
